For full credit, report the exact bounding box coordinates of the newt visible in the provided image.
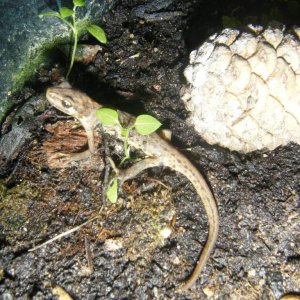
[46,82,219,292]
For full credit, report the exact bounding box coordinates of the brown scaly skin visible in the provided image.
[46,82,219,292]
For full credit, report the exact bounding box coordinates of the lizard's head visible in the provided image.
[46,82,100,118]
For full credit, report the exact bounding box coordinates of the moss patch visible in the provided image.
[0,180,39,242]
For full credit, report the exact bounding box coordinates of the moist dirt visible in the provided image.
[0,0,299,299]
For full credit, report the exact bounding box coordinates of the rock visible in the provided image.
[182,24,300,153]
[0,0,116,122]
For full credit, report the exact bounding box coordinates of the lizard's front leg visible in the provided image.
[61,118,97,162]
[52,121,97,164]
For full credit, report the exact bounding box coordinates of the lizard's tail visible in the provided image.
[170,156,219,292]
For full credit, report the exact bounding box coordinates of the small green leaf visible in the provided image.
[87,24,107,44]
[73,0,85,6]
[106,179,118,203]
[39,11,60,18]
[59,7,74,18]
[96,108,120,126]
[134,115,162,135]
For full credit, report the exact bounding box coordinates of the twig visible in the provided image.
[29,216,99,252]
[85,236,94,274]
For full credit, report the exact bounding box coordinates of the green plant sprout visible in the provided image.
[95,108,162,203]
[39,0,107,80]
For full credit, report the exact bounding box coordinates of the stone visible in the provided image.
[0,0,116,122]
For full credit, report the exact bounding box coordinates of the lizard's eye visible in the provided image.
[62,97,72,108]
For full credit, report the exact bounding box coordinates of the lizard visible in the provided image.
[45,81,219,292]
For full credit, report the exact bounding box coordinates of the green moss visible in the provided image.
[0,17,91,123]
[10,32,69,93]
[0,180,39,239]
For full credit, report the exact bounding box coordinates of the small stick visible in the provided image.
[29,216,99,251]
[85,236,94,274]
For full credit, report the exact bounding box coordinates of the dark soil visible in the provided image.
[0,0,300,299]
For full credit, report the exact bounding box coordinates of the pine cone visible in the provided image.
[183,24,300,152]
